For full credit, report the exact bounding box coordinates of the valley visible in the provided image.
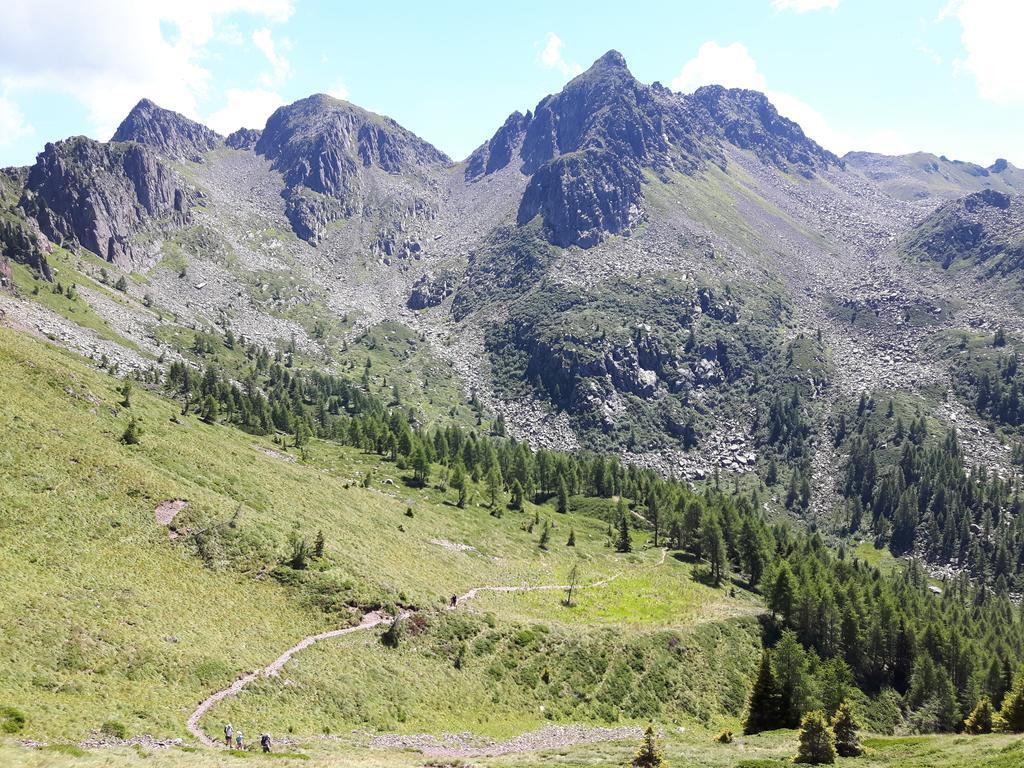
[3,45,1024,768]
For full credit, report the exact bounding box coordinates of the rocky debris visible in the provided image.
[19,136,193,268]
[901,188,1024,275]
[0,290,155,376]
[429,538,477,553]
[154,499,188,537]
[408,271,455,309]
[225,127,262,150]
[78,733,184,750]
[369,724,643,758]
[112,98,222,161]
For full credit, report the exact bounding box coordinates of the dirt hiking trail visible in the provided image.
[187,548,669,752]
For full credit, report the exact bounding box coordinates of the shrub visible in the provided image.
[794,711,835,765]
[101,720,128,739]
[121,417,141,445]
[0,706,26,734]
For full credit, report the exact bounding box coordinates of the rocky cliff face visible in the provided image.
[902,189,1024,276]
[225,128,262,150]
[689,85,840,176]
[19,137,193,268]
[255,95,450,243]
[112,99,221,162]
[469,50,838,249]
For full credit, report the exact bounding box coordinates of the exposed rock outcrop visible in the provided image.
[407,270,456,309]
[689,85,841,177]
[902,189,1024,275]
[471,50,837,249]
[255,95,449,244]
[112,99,221,162]
[225,128,262,150]
[19,137,193,268]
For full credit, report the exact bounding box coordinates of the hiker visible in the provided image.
[261,733,272,753]
[224,722,233,747]
[235,730,244,750]
[450,594,458,608]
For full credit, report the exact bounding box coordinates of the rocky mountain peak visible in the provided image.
[111,99,221,162]
[255,94,450,243]
[689,85,841,176]
[19,136,193,268]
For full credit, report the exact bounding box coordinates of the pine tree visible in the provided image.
[486,464,503,510]
[964,696,994,734]
[566,528,576,547]
[538,521,550,550]
[450,460,468,508]
[410,443,430,487]
[313,530,325,559]
[997,670,1024,732]
[616,515,632,553]
[557,476,569,513]
[631,726,664,768]
[794,711,835,765]
[830,701,862,757]
[744,650,785,734]
[201,395,219,424]
[510,479,525,510]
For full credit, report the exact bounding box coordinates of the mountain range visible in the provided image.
[5,48,1024,763]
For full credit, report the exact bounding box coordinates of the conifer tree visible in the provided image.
[616,515,632,553]
[313,529,326,559]
[450,460,468,508]
[538,521,550,550]
[744,650,785,734]
[964,696,994,734]
[631,726,664,768]
[830,701,862,757]
[510,479,525,510]
[557,476,569,513]
[794,711,835,765]
[486,464,503,510]
[997,670,1024,732]
[566,528,576,547]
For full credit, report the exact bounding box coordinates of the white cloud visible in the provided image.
[671,41,911,157]
[941,0,1024,104]
[671,42,766,93]
[206,87,283,134]
[771,0,840,11]
[538,33,583,78]
[0,93,33,146]
[0,0,294,140]
[252,27,291,87]
[327,81,350,101]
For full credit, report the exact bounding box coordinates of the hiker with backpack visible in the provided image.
[224,723,233,747]
[261,733,272,753]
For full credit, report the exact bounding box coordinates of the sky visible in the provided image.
[1,0,1023,168]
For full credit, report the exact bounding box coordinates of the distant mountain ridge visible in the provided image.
[112,98,222,162]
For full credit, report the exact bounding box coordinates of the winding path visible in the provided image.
[185,548,669,747]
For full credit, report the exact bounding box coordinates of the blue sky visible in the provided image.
[1,0,1023,168]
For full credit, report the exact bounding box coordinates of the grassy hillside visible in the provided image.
[0,326,759,748]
